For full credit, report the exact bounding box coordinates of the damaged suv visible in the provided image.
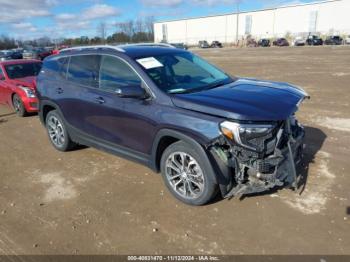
[37,44,309,205]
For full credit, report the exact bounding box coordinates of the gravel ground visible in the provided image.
[0,46,349,255]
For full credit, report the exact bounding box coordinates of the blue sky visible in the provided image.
[0,0,316,39]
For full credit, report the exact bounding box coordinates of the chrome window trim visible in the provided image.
[56,52,156,99]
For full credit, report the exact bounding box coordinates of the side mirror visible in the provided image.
[115,85,147,99]
[0,73,5,81]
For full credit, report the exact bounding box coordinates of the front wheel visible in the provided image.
[12,94,27,117]
[160,141,218,205]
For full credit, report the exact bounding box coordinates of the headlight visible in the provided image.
[18,86,36,98]
[220,121,275,151]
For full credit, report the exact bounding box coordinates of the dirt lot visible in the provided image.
[0,46,349,255]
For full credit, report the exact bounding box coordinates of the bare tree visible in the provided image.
[144,16,155,36]
[135,18,144,33]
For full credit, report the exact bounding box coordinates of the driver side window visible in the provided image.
[99,56,141,92]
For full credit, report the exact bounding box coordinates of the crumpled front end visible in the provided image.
[209,115,305,198]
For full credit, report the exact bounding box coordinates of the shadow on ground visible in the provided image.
[0,112,16,118]
[297,126,327,194]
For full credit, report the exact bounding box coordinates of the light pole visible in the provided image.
[235,1,240,46]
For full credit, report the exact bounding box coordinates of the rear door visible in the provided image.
[58,54,101,132]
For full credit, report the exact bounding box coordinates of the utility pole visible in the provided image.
[235,1,240,46]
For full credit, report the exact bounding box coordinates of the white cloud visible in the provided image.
[140,0,183,7]
[0,0,53,23]
[12,22,38,32]
[51,4,120,37]
[259,0,307,8]
[191,0,240,6]
[82,4,120,20]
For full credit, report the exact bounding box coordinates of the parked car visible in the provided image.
[258,39,270,47]
[345,35,350,45]
[211,41,223,48]
[246,38,258,47]
[0,50,23,61]
[293,37,306,46]
[37,44,308,205]
[0,59,42,116]
[170,43,188,50]
[324,35,343,45]
[198,40,210,48]
[52,45,70,55]
[306,35,323,46]
[22,49,36,59]
[23,48,52,60]
[36,47,53,60]
[273,38,290,46]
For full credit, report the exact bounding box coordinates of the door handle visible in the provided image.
[56,88,63,94]
[95,96,105,104]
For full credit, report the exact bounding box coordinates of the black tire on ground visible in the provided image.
[160,141,218,206]
[12,94,27,117]
[45,110,76,152]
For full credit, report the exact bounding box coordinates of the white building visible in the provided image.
[154,0,350,45]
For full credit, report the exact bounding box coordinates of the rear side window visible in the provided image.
[43,57,68,79]
[99,55,141,92]
[67,55,101,88]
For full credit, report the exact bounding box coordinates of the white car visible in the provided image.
[293,37,306,46]
[345,35,350,45]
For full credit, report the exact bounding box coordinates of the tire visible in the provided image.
[12,94,27,117]
[45,110,76,152]
[160,141,217,205]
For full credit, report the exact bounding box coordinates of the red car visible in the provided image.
[0,59,42,116]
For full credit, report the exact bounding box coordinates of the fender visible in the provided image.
[38,99,63,125]
[150,129,218,185]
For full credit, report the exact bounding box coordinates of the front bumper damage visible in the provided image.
[209,116,305,199]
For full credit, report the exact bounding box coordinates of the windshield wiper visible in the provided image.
[202,79,233,91]
[169,79,234,94]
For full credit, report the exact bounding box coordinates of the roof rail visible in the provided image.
[60,45,125,53]
[118,43,176,49]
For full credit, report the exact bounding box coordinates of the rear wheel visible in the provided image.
[12,94,27,117]
[160,141,217,205]
[46,110,76,152]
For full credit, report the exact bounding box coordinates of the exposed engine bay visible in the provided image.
[209,115,305,198]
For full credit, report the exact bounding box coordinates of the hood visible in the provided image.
[171,78,309,121]
[9,76,37,90]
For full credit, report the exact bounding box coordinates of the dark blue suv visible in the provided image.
[37,44,309,205]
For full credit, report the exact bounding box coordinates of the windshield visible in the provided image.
[5,63,42,79]
[137,52,233,94]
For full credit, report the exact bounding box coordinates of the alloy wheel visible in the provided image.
[47,115,65,147]
[13,96,21,113]
[165,152,205,199]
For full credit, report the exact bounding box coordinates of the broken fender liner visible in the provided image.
[208,145,235,196]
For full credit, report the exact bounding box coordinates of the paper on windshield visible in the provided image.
[136,57,163,69]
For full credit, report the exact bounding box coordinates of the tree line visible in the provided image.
[0,16,156,50]
[62,17,155,46]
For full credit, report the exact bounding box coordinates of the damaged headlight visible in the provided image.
[220,121,276,152]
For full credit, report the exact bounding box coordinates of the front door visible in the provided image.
[89,55,157,154]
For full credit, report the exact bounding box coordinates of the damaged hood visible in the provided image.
[171,78,308,121]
